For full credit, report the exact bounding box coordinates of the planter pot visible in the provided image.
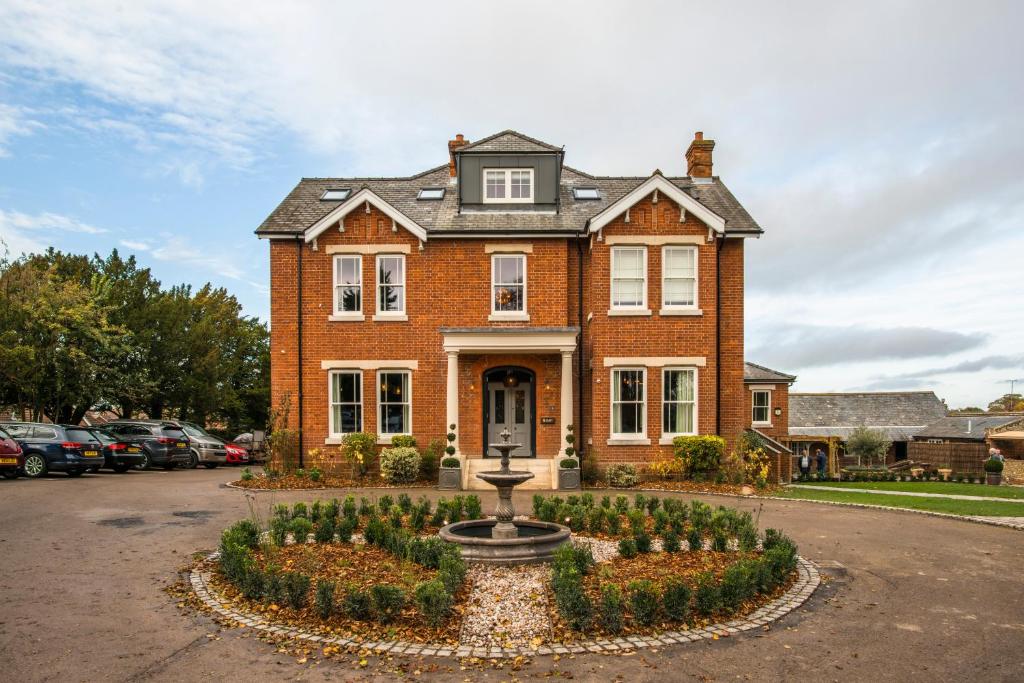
[986,472,1003,486]
[438,466,462,490]
[558,468,581,490]
[937,468,952,481]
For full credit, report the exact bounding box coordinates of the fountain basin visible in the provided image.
[438,520,570,565]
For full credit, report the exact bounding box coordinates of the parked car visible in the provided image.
[0,425,24,479]
[224,442,249,465]
[0,422,105,477]
[103,420,192,470]
[87,428,147,473]
[175,421,228,469]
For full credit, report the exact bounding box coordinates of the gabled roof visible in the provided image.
[789,391,948,442]
[255,130,763,237]
[304,187,428,243]
[586,172,726,234]
[744,362,796,384]
[914,415,1024,441]
[455,129,562,154]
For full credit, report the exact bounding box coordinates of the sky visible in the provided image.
[0,0,1021,410]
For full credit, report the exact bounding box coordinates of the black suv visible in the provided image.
[0,422,106,477]
[103,420,191,470]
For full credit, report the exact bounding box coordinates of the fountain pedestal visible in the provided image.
[438,428,570,564]
[474,428,533,539]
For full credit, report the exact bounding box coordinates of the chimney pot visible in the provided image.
[448,133,470,177]
[685,130,715,178]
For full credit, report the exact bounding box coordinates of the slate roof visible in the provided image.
[256,130,762,237]
[455,130,562,153]
[744,361,796,383]
[789,391,948,442]
[914,415,1024,441]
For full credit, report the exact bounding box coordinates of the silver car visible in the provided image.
[178,422,228,469]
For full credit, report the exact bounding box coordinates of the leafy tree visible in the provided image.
[988,394,1024,412]
[846,427,892,468]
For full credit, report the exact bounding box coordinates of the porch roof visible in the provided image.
[441,327,579,354]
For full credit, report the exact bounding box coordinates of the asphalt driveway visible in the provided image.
[1,469,1022,682]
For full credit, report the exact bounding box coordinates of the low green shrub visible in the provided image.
[627,509,646,535]
[314,579,335,619]
[398,493,413,513]
[389,508,404,529]
[652,509,669,535]
[314,517,335,543]
[606,509,622,535]
[533,494,545,516]
[409,506,427,532]
[613,495,630,515]
[663,578,692,621]
[539,499,558,523]
[324,498,340,520]
[358,497,372,516]
[465,495,482,520]
[560,458,578,469]
[711,529,729,552]
[551,565,592,631]
[431,499,447,526]
[984,457,1004,473]
[342,585,372,620]
[581,493,594,508]
[738,525,758,552]
[618,538,638,558]
[721,559,756,611]
[645,496,661,514]
[634,532,652,554]
[336,516,355,543]
[273,503,290,522]
[673,435,725,476]
[628,580,660,626]
[269,517,289,547]
[606,463,639,488]
[600,495,611,509]
[586,508,605,534]
[598,584,624,634]
[378,495,394,515]
[309,467,322,482]
[694,573,722,616]
[687,527,703,552]
[438,552,467,594]
[371,584,405,624]
[283,572,311,609]
[240,467,254,481]
[292,502,308,519]
[447,496,464,524]
[390,434,417,448]
[289,517,313,544]
[380,446,422,484]
[264,573,285,604]
[633,493,647,511]
[662,529,681,553]
[441,457,460,468]
[414,578,453,626]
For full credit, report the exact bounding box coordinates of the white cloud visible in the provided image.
[148,234,245,281]
[0,208,108,257]
[119,239,151,251]
[0,103,43,156]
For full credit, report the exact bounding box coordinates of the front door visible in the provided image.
[486,381,533,457]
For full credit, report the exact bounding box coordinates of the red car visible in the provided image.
[0,425,24,479]
[225,442,250,465]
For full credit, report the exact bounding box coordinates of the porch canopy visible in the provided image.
[440,327,579,456]
[991,431,1024,440]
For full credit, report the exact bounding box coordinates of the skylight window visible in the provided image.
[573,187,601,200]
[417,188,445,200]
[321,188,351,201]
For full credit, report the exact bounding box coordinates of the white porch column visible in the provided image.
[446,350,460,455]
[560,350,573,456]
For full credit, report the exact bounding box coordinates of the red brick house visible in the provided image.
[257,130,765,488]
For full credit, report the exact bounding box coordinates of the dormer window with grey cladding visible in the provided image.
[456,152,560,210]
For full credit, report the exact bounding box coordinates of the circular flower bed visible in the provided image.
[203,492,804,652]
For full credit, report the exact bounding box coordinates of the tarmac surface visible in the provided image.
[1,468,1022,682]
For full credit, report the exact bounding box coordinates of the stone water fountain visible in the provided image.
[438,428,570,564]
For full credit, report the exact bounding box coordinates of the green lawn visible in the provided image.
[775,487,1024,517]
[795,480,1024,500]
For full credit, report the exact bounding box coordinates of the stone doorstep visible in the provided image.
[190,554,821,660]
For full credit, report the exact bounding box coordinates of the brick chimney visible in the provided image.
[685,131,715,178]
[448,133,469,177]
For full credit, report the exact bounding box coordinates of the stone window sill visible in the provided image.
[373,313,408,322]
[607,309,652,317]
[753,422,773,429]
[328,313,365,322]
[659,308,703,317]
[659,435,695,445]
[488,312,531,322]
[606,437,651,446]
[377,434,411,445]
[324,437,346,445]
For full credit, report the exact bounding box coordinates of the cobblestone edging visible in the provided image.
[190,554,820,659]
[223,481,434,493]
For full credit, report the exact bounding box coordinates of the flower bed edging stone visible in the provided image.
[190,552,820,659]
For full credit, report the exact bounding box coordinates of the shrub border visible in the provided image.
[191,552,819,659]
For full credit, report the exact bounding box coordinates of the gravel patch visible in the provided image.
[460,564,552,648]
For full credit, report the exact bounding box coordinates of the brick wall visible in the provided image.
[269,195,747,468]
[744,382,790,442]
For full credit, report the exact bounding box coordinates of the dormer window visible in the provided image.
[417,188,445,200]
[483,169,533,204]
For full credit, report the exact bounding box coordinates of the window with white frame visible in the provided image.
[662,246,697,309]
[610,246,647,310]
[492,254,526,313]
[662,368,696,436]
[752,390,771,425]
[378,370,411,435]
[611,368,646,437]
[333,255,362,314]
[483,169,534,203]
[376,254,405,314]
[329,370,362,435]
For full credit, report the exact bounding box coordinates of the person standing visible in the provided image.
[816,448,827,478]
[799,451,811,478]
